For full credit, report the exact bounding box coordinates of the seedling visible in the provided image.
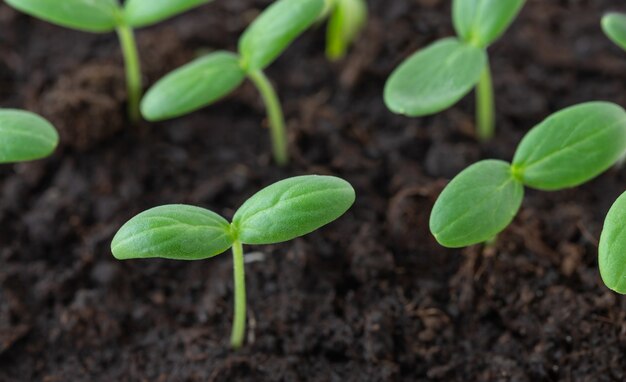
[0,109,59,163]
[140,0,327,165]
[384,0,525,141]
[430,102,626,248]
[111,175,355,348]
[5,0,212,122]
[599,192,626,294]
[323,0,367,61]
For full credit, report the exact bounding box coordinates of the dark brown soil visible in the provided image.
[1,0,626,380]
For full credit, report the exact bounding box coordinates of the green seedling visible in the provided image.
[430,102,626,248]
[5,0,212,122]
[323,0,367,61]
[384,0,525,141]
[602,12,626,52]
[0,109,59,163]
[111,175,355,348]
[599,192,626,294]
[141,0,326,166]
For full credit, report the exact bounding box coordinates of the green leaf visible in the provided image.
[512,102,626,191]
[325,0,367,61]
[453,0,525,47]
[384,38,487,117]
[239,0,325,71]
[429,160,524,248]
[602,12,626,51]
[599,191,626,294]
[141,51,246,121]
[124,0,212,28]
[5,0,120,33]
[111,205,234,260]
[0,109,59,164]
[232,175,355,245]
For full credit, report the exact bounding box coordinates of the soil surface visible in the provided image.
[1,0,626,380]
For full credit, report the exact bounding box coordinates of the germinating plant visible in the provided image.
[141,0,327,165]
[384,0,525,141]
[0,109,58,163]
[5,0,212,122]
[111,175,355,348]
[322,0,367,61]
[430,102,626,248]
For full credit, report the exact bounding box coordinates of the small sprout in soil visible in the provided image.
[430,102,626,248]
[111,175,355,348]
[602,12,626,52]
[141,0,326,166]
[384,0,525,141]
[323,0,368,61]
[599,192,626,294]
[0,109,59,163]
[5,0,212,122]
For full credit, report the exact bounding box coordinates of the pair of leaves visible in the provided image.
[384,0,524,117]
[141,0,325,121]
[602,12,626,52]
[325,0,368,61]
[5,0,211,32]
[431,102,626,248]
[0,109,59,164]
[111,175,355,260]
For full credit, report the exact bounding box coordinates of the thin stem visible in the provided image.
[248,70,288,166]
[116,24,142,123]
[476,60,495,141]
[230,240,247,349]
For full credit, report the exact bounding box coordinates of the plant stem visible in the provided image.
[230,240,247,349]
[476,60,495,141]
[248,70,288,166]
[116,24,142,123]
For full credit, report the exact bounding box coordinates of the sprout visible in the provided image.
[0,109,59,163]
[141,0,326,166]
[430,102,626,248]
[111,175,356,348]
[5,0,212,122]
[384,0,525,140]
[324,0,367,61]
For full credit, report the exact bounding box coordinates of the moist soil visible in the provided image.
[1,0,626,381]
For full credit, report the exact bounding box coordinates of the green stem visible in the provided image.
[248,70,288,166]
[230,240,246,349]
[116,24,142,123]
[476,60,495,141]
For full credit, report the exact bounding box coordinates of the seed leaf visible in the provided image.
[141,51,246,121]
[239,0,325,71]
[453,0,525,47]
[512,102,626,191]
[599,191,626,294]
[384,38,486,117]
[232,175,355,245]
[111,205,234,260]
[602,12,626,51]
[5,0,120,33]
[326,0,367,60]
[430,160,524,248]
[0,109,59,164]
[123,0,212,28]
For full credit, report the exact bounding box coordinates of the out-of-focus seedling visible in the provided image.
[141,0,326,165]
[430,102,626,248]
[385,0,525,140]
[5,0,212,122]
[0,109,59,163]
[323,0,367,61]
[111,175,355,348]
[599,192,626,294]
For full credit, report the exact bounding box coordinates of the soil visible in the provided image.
[1,0,626,380]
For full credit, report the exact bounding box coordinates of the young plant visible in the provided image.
[384,0,525,141]
[0,109,59,163]
[602,12,626,52]
[140,0,326,166]
[323,0,368,61]
[599,192,626,294]
[5,0,212,122]
[430,102,626,248]
[110,175,355,348]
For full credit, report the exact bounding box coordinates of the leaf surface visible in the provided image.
[599,191,626,294]
[453,0,525,47]
[0,109,59,163]
[124,0,212,28]
[602,12,626,51]
[325,0,367,60]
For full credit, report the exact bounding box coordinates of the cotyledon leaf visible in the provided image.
[0,109,59,164]
[598,191,626,294]
[602,12,626,52]
[453,0,525,48]
[123,0,212,28]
